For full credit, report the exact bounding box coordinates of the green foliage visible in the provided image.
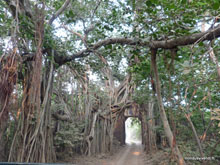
[54,121,84,151]
[130,117,141,127]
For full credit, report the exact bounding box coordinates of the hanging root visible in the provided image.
[0,48,19,131]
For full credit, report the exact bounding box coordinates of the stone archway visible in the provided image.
[113,101,158,154]
[113,105,141,145]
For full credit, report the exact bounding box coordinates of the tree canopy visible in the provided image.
[0,0,220,164]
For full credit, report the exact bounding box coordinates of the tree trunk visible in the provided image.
[151,49,185,165]
[141,102,157,153]
[8,9,56,161]
[86,111,99,156]
[8,57,56,162]
[147,101,157,152]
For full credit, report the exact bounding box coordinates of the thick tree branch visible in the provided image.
[23,24,220,66]
[64,25,220,62]
[90,24,220,50]
[60,38,145,64]
[48,0,71,25]
[150,25,220,49]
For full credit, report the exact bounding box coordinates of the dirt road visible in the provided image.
[73,143,171,165]
[101,144,145,165]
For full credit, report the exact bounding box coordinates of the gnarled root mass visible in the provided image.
[0,48,19,160]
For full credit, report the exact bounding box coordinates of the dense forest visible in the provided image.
[0,0,220,164]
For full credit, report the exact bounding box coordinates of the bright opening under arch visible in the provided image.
[125,117,142,145]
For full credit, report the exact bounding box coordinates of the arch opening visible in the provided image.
[125,117,142,145]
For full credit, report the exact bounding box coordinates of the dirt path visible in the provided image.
[100,144,145,165]
[73,144,170,165]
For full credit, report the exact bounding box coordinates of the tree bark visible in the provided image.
[147,101,157,152]
[86,111,99,156]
